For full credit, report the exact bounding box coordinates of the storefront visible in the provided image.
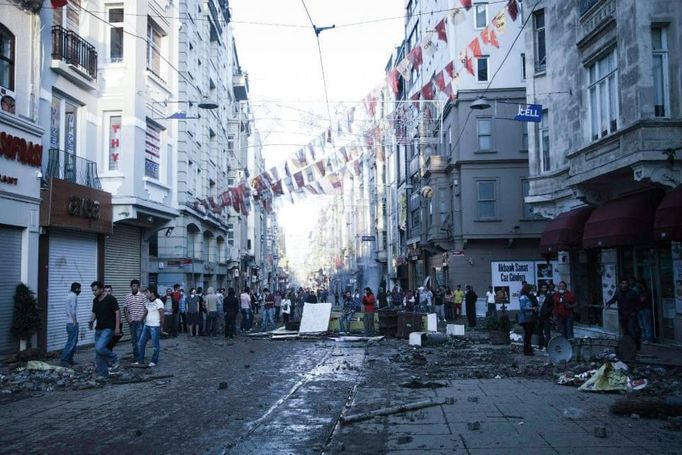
[539,188,682,344]
[39,178,112,353]
[0,127,43,355]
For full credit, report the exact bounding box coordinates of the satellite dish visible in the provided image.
[547,335,573,364]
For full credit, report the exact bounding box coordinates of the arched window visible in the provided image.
[216,236,225,263]
[203,230,214,262]
[187,224,200,259]
[0,24,16,92]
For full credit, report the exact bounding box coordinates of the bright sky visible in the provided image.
[230,0,404,271]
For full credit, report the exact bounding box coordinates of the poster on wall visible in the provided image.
[490,260,559,310]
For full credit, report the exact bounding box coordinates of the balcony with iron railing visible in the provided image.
[45,148,101,190]
[51,25,98,80]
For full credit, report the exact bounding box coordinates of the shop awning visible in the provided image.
[654,184,682,241]
[582,190,664,249]
[539,207,593,255]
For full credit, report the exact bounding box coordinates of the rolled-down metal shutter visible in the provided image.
[47,231,98,352]
[0,225,22,355]
[104,224,142,339]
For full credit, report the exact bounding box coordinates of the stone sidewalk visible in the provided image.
[329,377,682,454]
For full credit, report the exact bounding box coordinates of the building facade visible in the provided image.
[388,0,545,305]
[0,0,44,354]
[524,0,682,342]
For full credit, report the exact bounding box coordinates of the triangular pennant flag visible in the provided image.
[465,53,475,75]
[315,160,326,178]
[406,46,423,71]
[271,180,284,195]
[493,10,507,34]
[482,28,499,48]
[507,0,519,22]
[410,91,421,106]
[307,143,316,162]
[220,190,232,208]
[269,166,280,182]
[327,173,343,189]
[448,7,466,25]
[421,81,434,101]
[51,0,68,8]
[314,182,326,195]
[388,69,400,96]
[421,32,437,59]
[468,37,482,58]
[284,161,291,177]
[435,18,447,43]
[445,61,455,79]
[395,58,412,80]
[293,171,305,188]
[305,184,318,195]
[459,0,472,10]
[230,188,240,213]
[434,71,446,91]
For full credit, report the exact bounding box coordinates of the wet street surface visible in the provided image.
[1,331,681,454]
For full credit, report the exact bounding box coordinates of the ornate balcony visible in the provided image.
[45,148,101,190]
[51,25,97,80]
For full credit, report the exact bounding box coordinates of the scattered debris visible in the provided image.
[341,397,454,424]
[467,421,480,431]
[218,382,228,390]
[593,425,607,438]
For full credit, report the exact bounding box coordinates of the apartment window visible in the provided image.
[521,126,528,152]
[410,192,421,228]
[227,134,235,154]
[187,226,199,259]
[535,109,550,172]
[227,224,235,246]
[652,26,669,117]
[107,114,121,171]
[588,50,618,141]
[474,4,488,29]
[0,24,15,91]
[477,56,489,82]
[50,94,79,154]
[108,7,124,62]
[521,53,526,81]
[477,118,492,151]
[145,121,161,179]
[522,180,540,219]
[439,189,449,225]
[53,0,81,30]
[533,10,546,72]
[477,180,497,219]
[146,19,163,77]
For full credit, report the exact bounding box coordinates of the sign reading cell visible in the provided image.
[514,104,543,123]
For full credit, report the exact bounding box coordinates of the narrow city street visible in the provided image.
[1,331,681,454]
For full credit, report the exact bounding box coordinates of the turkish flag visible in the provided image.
[468,37,482,58]
[459,0,472,10]
[435,18,448,43]
[507,0,519,22]
[388,69,400,95]
[421,82,434,100]
[445,61,455,79]
[51,0,68,8]
[406,46,423,71]
[434,71,446,91]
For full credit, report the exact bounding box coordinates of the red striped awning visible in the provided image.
[539,207,593,255]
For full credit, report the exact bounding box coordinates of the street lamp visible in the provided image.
[152,99,219,120]
[470,96,492,110]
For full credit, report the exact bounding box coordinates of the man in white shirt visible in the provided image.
[134,285,165,367]
[240,287,253,332]
[486,286,497,317]
[60,282,81,366]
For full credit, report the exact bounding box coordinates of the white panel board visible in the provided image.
[299,302,332,334]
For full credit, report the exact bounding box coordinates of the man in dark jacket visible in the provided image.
[607,278,641,349]
[223,288,240,339]
[464,285,478,327]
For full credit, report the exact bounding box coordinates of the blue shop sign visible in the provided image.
[514,104,542,123]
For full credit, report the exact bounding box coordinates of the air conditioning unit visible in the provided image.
[0,86,17,114]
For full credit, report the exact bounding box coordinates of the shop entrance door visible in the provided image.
[656,244,677,342]
[635,247,661,340]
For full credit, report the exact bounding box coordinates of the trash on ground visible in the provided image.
[340,397,454,424]
[24,361,72,372]
[446,324,465,337]
[579,361,629,392]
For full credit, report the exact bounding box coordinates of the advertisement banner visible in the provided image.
[490,260,559,310]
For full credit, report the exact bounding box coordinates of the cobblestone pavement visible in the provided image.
[0,333,681,455]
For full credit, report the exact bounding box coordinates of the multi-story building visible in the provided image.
[152,0,243,291]
[524,0,682,342]
[0,0,44,355]
[389,0,545,306]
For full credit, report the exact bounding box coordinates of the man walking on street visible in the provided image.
[361,287,376,336]
[204,287,219,336]
[60,282,81,366]
[552,281,576,339]
[170,284,181,337]
[88,281,120,378]
[465,285,478,328]
[607,279,642,349]
[453,285,465,319]
[340,290,355,333]
[124,279,146,360]
[178,288,187,333]
[262,288,275,332]
[135,285,165,367]
[223,288,239,339]
[240,287,253,332]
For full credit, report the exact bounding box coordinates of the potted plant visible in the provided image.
[11,283,42,352]
[485,309,511,345]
